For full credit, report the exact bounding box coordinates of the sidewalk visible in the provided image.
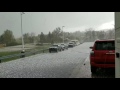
[69,57,91,78]
[76,57,91,78]
[76,57,115,78]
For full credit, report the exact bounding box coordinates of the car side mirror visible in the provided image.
[89,46,93,49]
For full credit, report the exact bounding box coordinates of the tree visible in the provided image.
[40,32,45,45]
[47,31,52,43]
[1,29,17,46]
[23,33,30,43]
[23,32,36,44]
[0,35,4,44]
[52,27,63,43]
[36,34,40,43]
[29,32,35,43]
[107,29,115,39]
[97,31,105,39]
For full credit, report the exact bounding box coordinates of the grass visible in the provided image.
[0,44,51,63]
[0,51,20,57]
[0,51,21,63]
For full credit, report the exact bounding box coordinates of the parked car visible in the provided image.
[60,44,65,51]
[89,39,115,73]
[61,43,68,50]
[64,44,68,49]
[71,40,80,46]
[49,44,62,53]
[68,42,75,48]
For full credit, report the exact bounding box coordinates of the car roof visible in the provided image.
[95,39,115,42]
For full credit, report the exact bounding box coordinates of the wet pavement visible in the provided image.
[76,57,115,78]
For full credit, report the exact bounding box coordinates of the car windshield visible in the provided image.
[95,41,115,50]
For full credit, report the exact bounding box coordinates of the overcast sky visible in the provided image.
[0,12,114,38]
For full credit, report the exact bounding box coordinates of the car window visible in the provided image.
[95,41,115,50]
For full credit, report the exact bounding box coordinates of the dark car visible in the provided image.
[89,39,115,73]
[49,44,62,53]
[68,42,75,48]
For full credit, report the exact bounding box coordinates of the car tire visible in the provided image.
[91,66,97,73]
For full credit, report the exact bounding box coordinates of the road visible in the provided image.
[0,42,115,78]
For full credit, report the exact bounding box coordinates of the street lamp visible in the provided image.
[62,26,65,43]
[20,12,25,51]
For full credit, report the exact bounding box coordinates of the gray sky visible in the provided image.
[0,12,114,38]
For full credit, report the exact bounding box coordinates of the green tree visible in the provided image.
[47,31,52,43]
[29,32,35,43]
[52,27,63,43]
[23,33,30,43]
[1,29,17,46]
[0,35,4,44]
[40,32,45,45]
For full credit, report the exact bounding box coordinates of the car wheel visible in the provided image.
[91,66,97,73]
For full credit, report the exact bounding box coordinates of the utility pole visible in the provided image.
[21,12,25,51]
[62,26,65,43]
[20,12,25,58]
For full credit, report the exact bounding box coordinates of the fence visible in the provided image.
[0,49,49,63]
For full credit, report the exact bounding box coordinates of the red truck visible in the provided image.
[90,39,115,73]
